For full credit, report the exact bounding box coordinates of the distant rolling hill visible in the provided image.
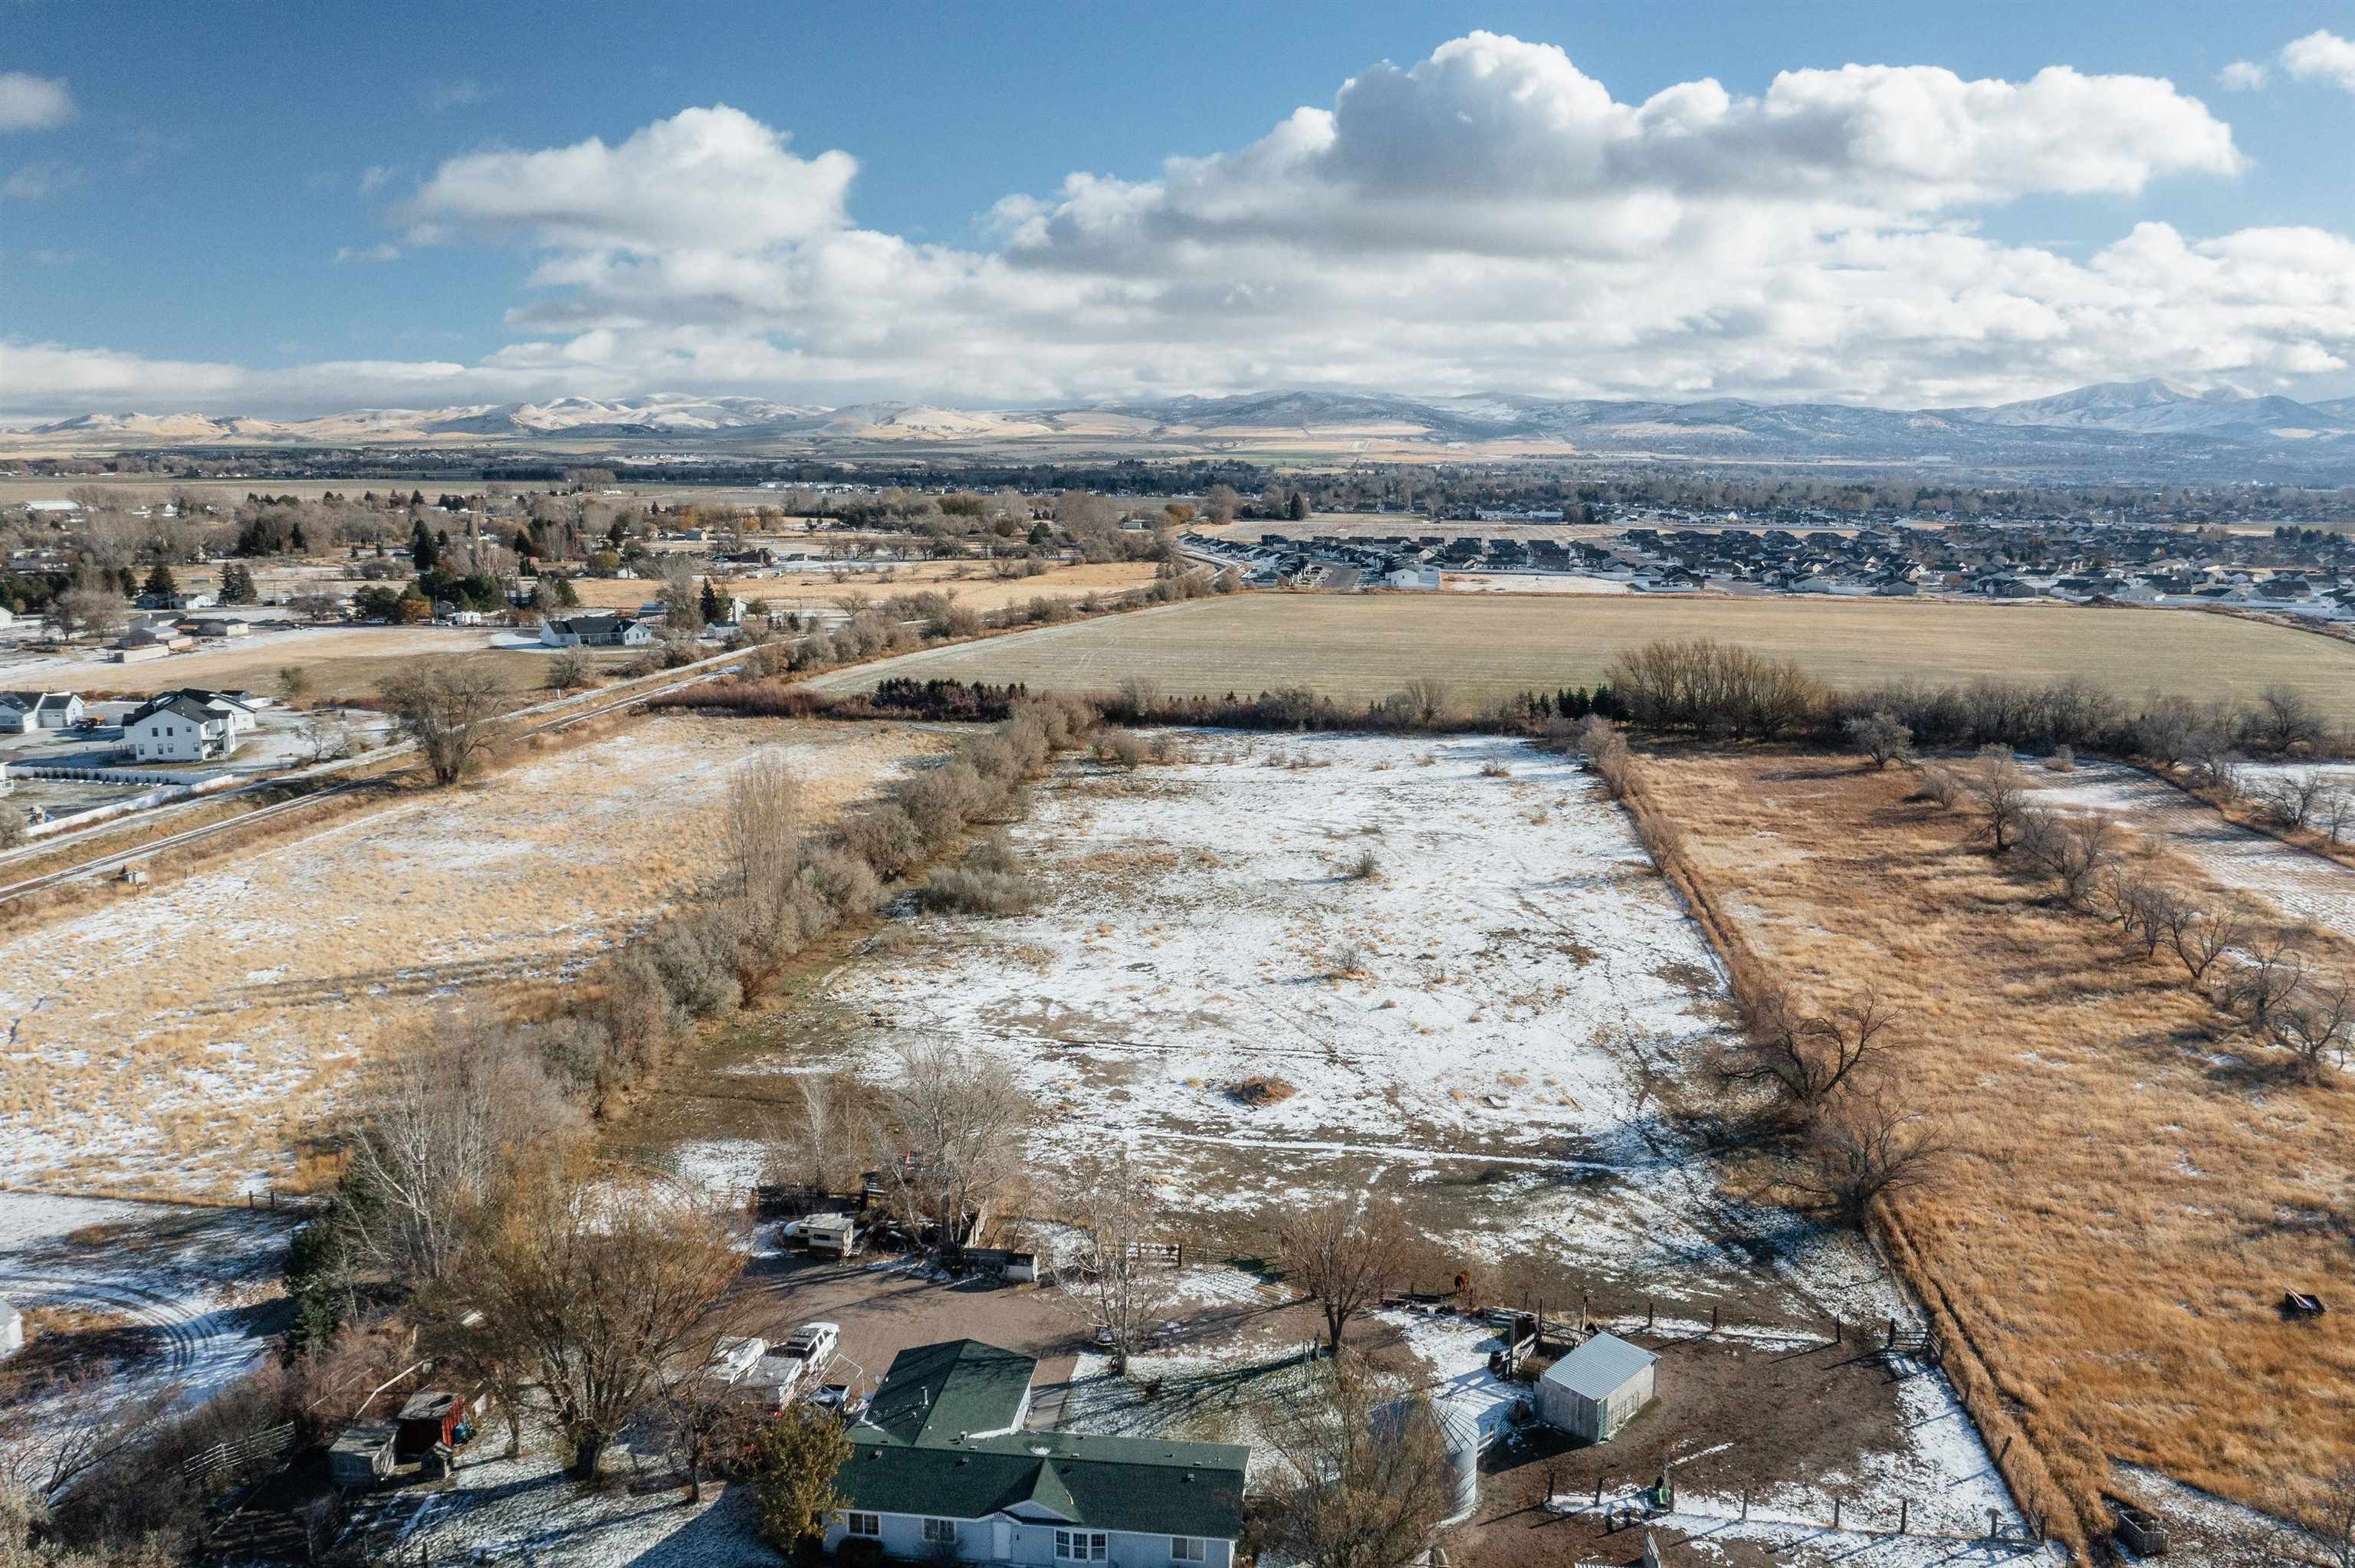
[12,378,2355,477]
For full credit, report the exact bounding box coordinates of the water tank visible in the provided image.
[1371,1395,1483,1524]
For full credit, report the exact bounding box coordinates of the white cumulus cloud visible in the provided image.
[0,71,74,133]
[2219,60,2268,91]
[20,34,2355,418]
[408,104,856,251]
[2282,30,2355,92]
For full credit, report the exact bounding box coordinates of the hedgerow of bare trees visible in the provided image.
[1608,637,1824,740]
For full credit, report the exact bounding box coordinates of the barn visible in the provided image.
[1538,1331,1657,1444]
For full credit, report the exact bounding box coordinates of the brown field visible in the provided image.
[1641,751,2355,1533]
[557,559,1154,616]
[806,592,2355,723]
[13,626,633,703]
[0,715,934,1196]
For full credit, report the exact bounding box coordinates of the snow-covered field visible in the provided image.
[0,717,931,1195]
[805,732,1899,1324]
[2033,762,2355,940]
[0,1192,297,1481]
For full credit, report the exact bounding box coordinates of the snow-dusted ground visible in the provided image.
[0,717,930,1195]
[810,732,1903,1324]
[2032,761,2355,939]
[0,1191,297,1478]
[389,1448,764,1568]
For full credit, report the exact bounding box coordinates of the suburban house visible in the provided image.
[122,689,257,763]
[180,615,251,638]
[0,692,85,733]
[828,1339,1249,1565]
[539,613,653,648]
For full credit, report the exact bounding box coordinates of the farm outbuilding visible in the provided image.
[394,1389,467,1453]
[328,1419,399,1486]
[1538,1331,1657,1444]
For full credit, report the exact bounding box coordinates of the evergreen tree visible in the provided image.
[220,564,258,604]
[281,1218,352,1358]
[699,577,724,623]
[550,576,580,608]
[1286,490,1309,521]
[140,563,179,601]
[410,518,440,573]
[289,520,308,552]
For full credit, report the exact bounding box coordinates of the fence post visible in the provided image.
[1710,1303,1718,1334]
[1832,1317,1842,1347]
[1831,1497,1841,1530]
[1899,1498,1909,1535]
[1739,1488,1748,1521]
[1886,1317,1896,1348]
[1645,1297,1654,1329]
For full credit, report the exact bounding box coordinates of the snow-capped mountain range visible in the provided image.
[12,379,2355,472]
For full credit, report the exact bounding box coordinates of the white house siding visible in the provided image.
[126,715,222,763]
[826,1513,1231,1566]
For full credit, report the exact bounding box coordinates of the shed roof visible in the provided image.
[1542,1331,1657,1401]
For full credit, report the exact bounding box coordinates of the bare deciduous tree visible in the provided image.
[1844,710,1913,769]
[1250,1366,1459,1568]
[1799,1093,1950,1228]
[1719,980,1900,1116]
[2131,696,2199,769]
[383,661,508,786]
[723,753,802,907]
[2274,1460,2355,1568]
[2227,930,2311,1038]
[762,1073,857,1198]
[2252,684,2327,756]
[869,1042,1033,1253]
[1961,745,2033,852]
[2261,771,2334,833]
[1062,1150,1182,1377]
[1277,1195,1414,1357]
[460,1163,749,1479]
[2271,979,2353,1086]
[2186,727,2243,795]
[2014,808,2120,907]
[339,1027,583,1293]
[2165,903,2247,992]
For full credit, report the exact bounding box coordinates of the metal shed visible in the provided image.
[1538,1331,1658,1444]
[328,1419,399,1487]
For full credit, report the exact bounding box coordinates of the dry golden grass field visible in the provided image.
[1640,753,2355,1532]
[20,627,630,703]
[810,592,2355,724]
[0,716,934,1198]
[558,559,1154,615]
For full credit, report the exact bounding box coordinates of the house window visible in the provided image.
[1055,1530,1108,1562]
[843,1511,880,1538]
[922,1518,957,1546]
[1172,1539,1207,1563]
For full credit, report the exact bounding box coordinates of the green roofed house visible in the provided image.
[829,1339,1250,1566]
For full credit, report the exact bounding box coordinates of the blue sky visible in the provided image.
[6,2,2355,416]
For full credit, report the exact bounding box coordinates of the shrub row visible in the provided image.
[525,694,1101,1114]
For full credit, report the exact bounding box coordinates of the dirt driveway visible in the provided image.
[738,1249,1329,1428]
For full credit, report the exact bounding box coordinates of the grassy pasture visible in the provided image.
[807,592,2355,723]
[1643,752,2355,1527]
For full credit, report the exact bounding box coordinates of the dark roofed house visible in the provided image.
[830,1338,1249,1565]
